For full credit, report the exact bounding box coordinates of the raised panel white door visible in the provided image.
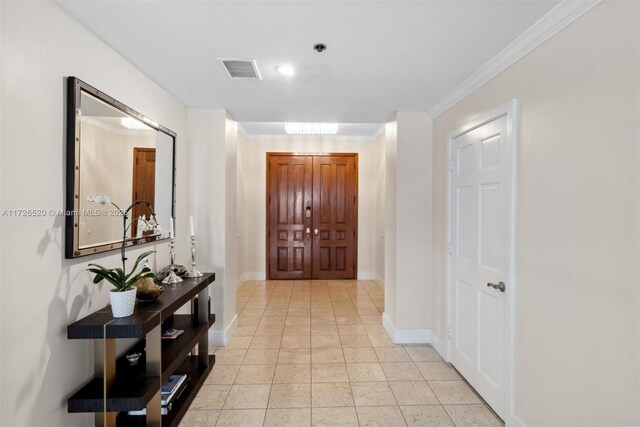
[450,115,509,418]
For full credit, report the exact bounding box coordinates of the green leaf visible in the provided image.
[124,251,154,281]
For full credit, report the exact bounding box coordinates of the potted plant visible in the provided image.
[86,194,160,317]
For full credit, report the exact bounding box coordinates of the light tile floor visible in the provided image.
[181,280,503,426]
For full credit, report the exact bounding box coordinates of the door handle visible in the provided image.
[306,227,311,236]
[487,282,506,292]
[314,229,319,236]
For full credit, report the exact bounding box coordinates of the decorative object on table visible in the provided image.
[185,215,204,278]
[127,374,188,416]
[134,276,165,303]
[162,217,183,285]
[125,352,142,366]
[86,195,159,317]
[157,264,187,281]
[161,328,184,339]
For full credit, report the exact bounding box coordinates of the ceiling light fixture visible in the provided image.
[121,117,150,130]
[276,64,296,76]
[285,122,338,136]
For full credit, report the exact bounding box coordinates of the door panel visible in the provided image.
[312,155,357,279]
[131,148,156,237]
[450,116,508,418]
[268,155,313,279]
[267,154,357,280]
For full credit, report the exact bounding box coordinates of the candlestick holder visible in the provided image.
[185,235,203,278]
[162,237,183,285]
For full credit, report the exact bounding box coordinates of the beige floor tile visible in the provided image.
[312,363,349,383]
[285,316,311,326]
[359,315,382,325]
[363,324,387,335]
[356,406,407,426]
[227,336,252,349]
[234,364,276,384]
[367,334,396,347]
[311,316,337,325]
[311,324,339,336]
[284,325,311,335]
[415,362,461,380]
[215,409,266,427]
[250,335,282,349]
[346,363,387,382]
[338,324,367,336]
[312,347,345,364]
[238,316,262,327]
[260,316,286,325]
[264,408,311,427]
[340,334,372,348]
[311,382,355,407]
[343,347,379,363]
[191,384,231,410]
[404,346,443,362]
[335,316,362,325]
[428,381,482,405]
[281,335,311,349]
[311,335,342,348]
[389,381,439,405]
[312,407,358,426]
[206,364,241,385]
[401,405,454,427]
[278,348,311,364]
[255,324,285,336]
[274,364,311,383]
[443,404,503,427]
[351,382,397,406]
[181,409,221,426]
[243,348,279,364]
[213,349,247,364]
[381,362,423,381]
[235,325,258,336]
[224,384,272,409]
[374,347,411,362]
[268,383,311,408]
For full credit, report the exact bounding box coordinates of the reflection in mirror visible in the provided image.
[76,91,173,249]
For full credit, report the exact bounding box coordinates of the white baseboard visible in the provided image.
[236,272,266,289]
[507,414,527,427]
[382,312,447,360]
[374,273,384,289]
[209,313,238,346]
[357,271,376,280]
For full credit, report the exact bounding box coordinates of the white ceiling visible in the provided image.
[58,0,558,124]
[240,122,383,139]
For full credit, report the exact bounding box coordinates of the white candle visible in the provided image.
[190,216,195,237]
[169,217,174,239]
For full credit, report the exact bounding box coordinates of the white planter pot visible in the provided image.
[110,288,137,318]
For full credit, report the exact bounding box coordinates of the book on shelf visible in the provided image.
[126,374,188,416]
[161,328,184,339]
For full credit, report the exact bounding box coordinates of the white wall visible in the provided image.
[383,112,434,336]
[237,137,384,281]
[432,2,640,425]
[188,109,238,345]
[0,1,190,426]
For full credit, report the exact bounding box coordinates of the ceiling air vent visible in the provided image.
[219,58,262,80]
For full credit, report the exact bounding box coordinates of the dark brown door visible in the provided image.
[312,155,357,279]
[268,155,313,279]
[131,147,156,236]
[267,153,357,280]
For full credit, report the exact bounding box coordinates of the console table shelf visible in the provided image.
[67,273,215,427]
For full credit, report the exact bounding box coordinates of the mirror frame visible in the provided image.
[65,76,177,259]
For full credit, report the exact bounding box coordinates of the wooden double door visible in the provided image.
[267,153,358,280]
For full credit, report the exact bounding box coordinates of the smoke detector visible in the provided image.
[218,58,262,80]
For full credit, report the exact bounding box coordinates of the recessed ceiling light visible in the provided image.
[285,123,338,136]
[276,64,296,76]
[121,117,151,130]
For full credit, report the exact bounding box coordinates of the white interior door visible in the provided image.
[450,114,510,418]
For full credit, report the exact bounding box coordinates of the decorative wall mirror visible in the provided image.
[65,77,176,258]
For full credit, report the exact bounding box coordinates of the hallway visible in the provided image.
[182,280,502,426]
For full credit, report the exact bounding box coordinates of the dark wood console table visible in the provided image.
[67,273,215,427]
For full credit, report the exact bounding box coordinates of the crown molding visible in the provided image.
[427,0,602,118]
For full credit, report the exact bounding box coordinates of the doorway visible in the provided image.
[446,101,516,421]
[266,153,358,280]
[131,147,156,236]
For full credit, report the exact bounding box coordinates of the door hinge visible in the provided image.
[447,241,453,255]
[448,159,453,172]
[447,325,452,339]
